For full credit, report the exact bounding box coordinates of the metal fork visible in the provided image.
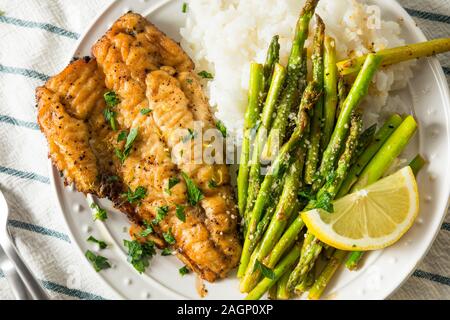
[0,189,49,300]
[0,245,31,299]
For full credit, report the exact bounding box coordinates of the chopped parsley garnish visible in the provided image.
[208,179,218,189]
[254,260,275,280]
[140,108,152,115]
[123,240,156,274]
[182,2,188,13]
[123,186,147,204]
[104,91,120,107]
[87,236,107,249]
[85,250,111,272]
[179,265,189,276]
[163,228,176,245]
[175,205,186,222]
[103,108,117,131]
[152,205,169,225]
[103,91,120,131]
[298,190,314,201]
[181,172,204,206]
[115,127,139,163]
[215,120,227,137]
[117,130,127,142]
[314,191,334,213]
[115,148,125,163]
[161,248,173,256]
[186,78,193,84]
[139,220,153,237]
[165,177,180,194]
[182,128,197,143]
[106,175,119,182]
[197,70,214,79]
[90,203,107,221]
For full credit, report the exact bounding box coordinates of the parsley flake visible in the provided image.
[163,228,176,245]
[106,175,119,182]
[117,130,127,142]
[298,189,314,201]
[215,120,227,137]
[140,108,152,115]
[152,205,169,225]
[208,179,218,189]
[103,108,117,131]
[124,240,156,274]
[85,250,111,272]
[139,220,153,237]
[182,128,197,143]
[179,265,189,276]
[161,248,173,256]
[175,205,186,222]
[104,91,120,107]
[181,172,204,206]
[314,191,334,213]
[123,186,147,204]
[90,203,107,221]
[115,127,139,163]
[254,260,275,280]
[198,70,214,79]
[103,91,120,131]
[87,236,107,249]
[182,2,188,13]
[165,177,180,194]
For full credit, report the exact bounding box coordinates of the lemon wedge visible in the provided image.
[301,166,419,251]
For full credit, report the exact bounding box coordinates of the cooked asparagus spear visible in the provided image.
[263,36,281,94]
[294,267,315,294]
[262,0,319,160]
[308,249,348,300]
[245,244,301,300]
[250,195,282,252]
[313,54,383,191]
[338,38,450,76]
[240,149,304,292]
[287,232,322,292]
[345,120,419,270]
[304,15,325,185]
[310,122,420,298]
[352,124,377,165]
[276,266,293,299]
[238,82,321,277]
[321,36,338,150]
[337,114,403,197]
[287,113,362,291]
[350,115,417,191]
[335,77,348,120]
[268,281,278,300]
[245,63,287,224]
[409,154,426,176]
[248,56,380,295]
[237,63,264,217]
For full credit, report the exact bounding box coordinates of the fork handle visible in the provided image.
[3,265,32,300]
[4,243,49,300]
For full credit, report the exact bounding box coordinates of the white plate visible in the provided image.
[49,0,450,300]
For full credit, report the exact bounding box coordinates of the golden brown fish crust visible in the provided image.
[37,13,241,282]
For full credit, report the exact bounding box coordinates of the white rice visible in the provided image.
[180,0,416,134]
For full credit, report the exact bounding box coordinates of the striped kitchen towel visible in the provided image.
[0,0,448,300]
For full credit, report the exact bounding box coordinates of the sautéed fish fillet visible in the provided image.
[37,13,241,282]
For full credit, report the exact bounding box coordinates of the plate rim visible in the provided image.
[377,0,450,300]
[47,0,450,300]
